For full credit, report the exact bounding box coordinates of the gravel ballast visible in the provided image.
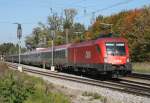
[26,71,150,103]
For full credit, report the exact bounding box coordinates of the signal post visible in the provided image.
[50,30,55,71]
[14,23,23,72]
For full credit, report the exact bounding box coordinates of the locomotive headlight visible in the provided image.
[127,58,130,63]
[104,57,108,63]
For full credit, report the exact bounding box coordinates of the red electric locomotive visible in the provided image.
[68,37,132,77]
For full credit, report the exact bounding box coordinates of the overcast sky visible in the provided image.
[0,0,150,46]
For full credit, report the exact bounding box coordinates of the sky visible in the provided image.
[0,0,150,47]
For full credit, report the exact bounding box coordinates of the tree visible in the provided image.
[25,23,50,49]
[63,8,77,29]
[48,13,63,31]
[72,23,85,42]
[0,43,24,55]
[63,8,77,44]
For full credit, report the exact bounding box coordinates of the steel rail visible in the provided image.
[117,78,150,87]
[129,72,150,80]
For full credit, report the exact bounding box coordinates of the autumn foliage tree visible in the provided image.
[88,6,150,62]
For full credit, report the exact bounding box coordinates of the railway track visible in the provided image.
[6,62,150,97]
[128,72,150,80]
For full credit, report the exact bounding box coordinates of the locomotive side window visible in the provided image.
[106,42,126,56]
[96,44,101,54]
[54,49,65,58]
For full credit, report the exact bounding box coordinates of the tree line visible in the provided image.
[0,43,26,56]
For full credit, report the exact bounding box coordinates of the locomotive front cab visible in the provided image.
[103,41,132,77]
[105,42,127,64]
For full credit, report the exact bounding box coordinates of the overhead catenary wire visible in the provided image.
[95,0,133,14]
[63,0,88,8]
[0,21,48,25]
[76,0,133,19]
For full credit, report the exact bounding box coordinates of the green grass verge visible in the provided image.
[132,62,150,73]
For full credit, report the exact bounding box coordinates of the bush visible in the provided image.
[24,79,70,103]
[0,71,34,103]
[82,91,106,100]
[133,62,150,73]
[0,66,70,103]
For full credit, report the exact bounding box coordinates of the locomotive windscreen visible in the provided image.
[106,42,126,56]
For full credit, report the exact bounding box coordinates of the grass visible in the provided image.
[132,62,150,73]
[0,62,70,103]
[0,62,8,75]
[24,79,70,103]
[82,91,107,102]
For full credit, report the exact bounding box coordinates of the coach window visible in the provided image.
[59,51,60,58]
[54,51,56,58]
[63,50,65,58]
[59,50,61,58]
[58,51,60,58]
[61,51,63,58]
[56,51,58,58]
[46,52,51,58]
[58,50,60,58]
[59,51,61,58]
